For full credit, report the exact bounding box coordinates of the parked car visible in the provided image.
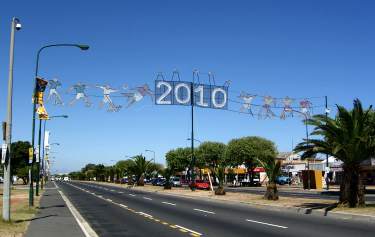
[152,178,166,186]
[276,176,291,185]
[0,176,4,183]
[189,180,210,190]
[171,177,181,187]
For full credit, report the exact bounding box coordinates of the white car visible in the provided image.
[0,176,4,183]
[63,177,70,182]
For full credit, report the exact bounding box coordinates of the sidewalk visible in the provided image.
[25,182,85,237]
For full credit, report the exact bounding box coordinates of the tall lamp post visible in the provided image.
[2,17,21,222]
[145,149,156,164]
[30,44,89,205]
[292,109,311,190]
[40,115,68,190]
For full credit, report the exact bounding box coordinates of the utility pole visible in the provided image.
[190,81,196,191]
[3,17,21,222]
[325,96,329,190]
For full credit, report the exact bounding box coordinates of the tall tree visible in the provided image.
[227,136,274,185]
[196,141,226,184]
[295,99,375,207]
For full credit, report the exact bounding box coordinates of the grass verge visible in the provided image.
[0,187,42,237]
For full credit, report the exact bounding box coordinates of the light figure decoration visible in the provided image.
[68,82,92,107]
[259,96,275,119]
[238,92,256,116]
[96,85,121,112]
[122,84,154,108]
[47,78,64,105]
[300,99,313,118]
[280,96,294,119]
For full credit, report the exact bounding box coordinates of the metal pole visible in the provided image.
[305,117,310,190]
[35,119,42,196]
[325,96,329,190]
[190,81,196,190]
[40,120,46,190]
[3,17,18,222]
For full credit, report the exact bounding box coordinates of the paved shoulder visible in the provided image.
[25,182,86,237]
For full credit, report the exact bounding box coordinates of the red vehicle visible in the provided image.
[189,180,210,190]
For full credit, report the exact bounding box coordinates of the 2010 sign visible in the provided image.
[155,80,228,109]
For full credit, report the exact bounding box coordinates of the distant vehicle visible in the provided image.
[0,176,4,183]
[51,177,55,181]
[63,177,70,182]
[189,180,210,190]
[152,178,165,186]
[276,176,291,185]
[171,177,181,187]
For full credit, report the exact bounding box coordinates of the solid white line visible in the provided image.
[246,219,288,229]
[129,194,136,197]
[55,183,99,237]
[162,201,176,206]
[106,198,113,202]
[119,204,128,208]
[193,208,215,215]
[143,197,153,200]
[174,225,202,236]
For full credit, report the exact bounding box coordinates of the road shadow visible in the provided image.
[15,214,58,223]
[37,204,66,209]
[296,202,338,215]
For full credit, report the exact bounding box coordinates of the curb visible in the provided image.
[85,181,375,223]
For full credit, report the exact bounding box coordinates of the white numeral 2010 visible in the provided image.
[156,81,227,108]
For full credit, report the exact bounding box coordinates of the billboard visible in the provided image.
[154,80,228,109]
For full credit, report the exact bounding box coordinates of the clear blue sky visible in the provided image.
[1,0,374,173]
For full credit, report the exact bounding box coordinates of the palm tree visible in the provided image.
[129,155,153,186]
[295,99,375,207]
[258,158,281,200]
[214,165,226,195]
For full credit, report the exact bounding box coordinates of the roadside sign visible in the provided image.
[1,144,8,164]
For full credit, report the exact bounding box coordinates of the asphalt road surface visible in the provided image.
[225,186,375,202]
[57,181,374,237]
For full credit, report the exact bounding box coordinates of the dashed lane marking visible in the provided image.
[245,219,288,229]
[162,201,176,206]
[143,197,153,200]
[193,208,215,215]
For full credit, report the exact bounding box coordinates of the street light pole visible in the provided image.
[40,115,67,190]
[31,44,89,205]
[2,17,21,222]
[145,149,155,164]
[292,109,311,190]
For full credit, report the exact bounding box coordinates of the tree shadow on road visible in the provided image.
[37,204,66,209]
[296,202,338,216]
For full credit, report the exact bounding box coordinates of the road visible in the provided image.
[57,181,374,237]
[225,186,375,202]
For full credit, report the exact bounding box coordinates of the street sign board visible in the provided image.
[1,144,8,164]
[155,80,228,109]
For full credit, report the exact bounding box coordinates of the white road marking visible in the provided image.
[174,225,202,236]
[55,183,99,237]
[106,198,113,202]
[129,194,136,197]
[110,190,115,192]
[136,212,153,218]
[143,197,153,200]
[118,191,124,194]
[193,208,215,215]
[162,201,176,206]
[119,204,128,208]
[245,219,288,229]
